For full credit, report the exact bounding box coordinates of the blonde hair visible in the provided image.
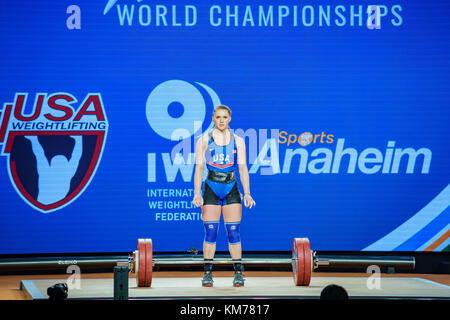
[213,105,232,116]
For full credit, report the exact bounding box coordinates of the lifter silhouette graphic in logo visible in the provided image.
[24,135,83,205]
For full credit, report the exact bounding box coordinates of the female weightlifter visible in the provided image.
[192,105,256,287]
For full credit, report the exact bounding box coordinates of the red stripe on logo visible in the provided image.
[0,104,12,143]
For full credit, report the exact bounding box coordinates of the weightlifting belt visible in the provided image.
[207,170,236,184]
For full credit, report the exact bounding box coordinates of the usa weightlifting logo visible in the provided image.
[0,93,108,213]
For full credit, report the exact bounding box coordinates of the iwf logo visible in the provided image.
[0,93,108,213]
[146,80,219,140]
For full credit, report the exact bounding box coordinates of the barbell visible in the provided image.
[127,237,317,287]
[125,238,416,288]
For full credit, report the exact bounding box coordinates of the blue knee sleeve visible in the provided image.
[225,222,241,245]
[204,221,219,244]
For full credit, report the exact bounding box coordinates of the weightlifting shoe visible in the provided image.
[233,271,245,287]
[202,271,214,287]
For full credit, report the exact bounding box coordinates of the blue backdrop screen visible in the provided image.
[0,0,449,254]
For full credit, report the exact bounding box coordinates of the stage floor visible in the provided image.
[19,273,450,300]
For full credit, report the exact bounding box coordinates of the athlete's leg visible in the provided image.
[201,204,221,286]
[223,203,245,286]
[202,205,221,259]
[222,203,242,260]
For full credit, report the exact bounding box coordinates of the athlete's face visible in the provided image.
[213,109,231,131]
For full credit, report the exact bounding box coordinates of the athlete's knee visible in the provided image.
[203,221,219,244]
[225,222,241,245]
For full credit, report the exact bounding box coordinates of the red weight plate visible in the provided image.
[297,239,306,285]
[144,239,153,287]
[292,238,305,286]
[291,239,297,284]
[300,238,312,286]
[137,239,147,287]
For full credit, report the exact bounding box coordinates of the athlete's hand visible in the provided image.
[192,194,203,207]
[243,194,255,209]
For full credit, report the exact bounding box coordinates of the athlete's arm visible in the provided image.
[236,136,255,208]
[192,135,207,207]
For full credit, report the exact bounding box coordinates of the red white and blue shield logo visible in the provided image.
[0,93,108,213]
